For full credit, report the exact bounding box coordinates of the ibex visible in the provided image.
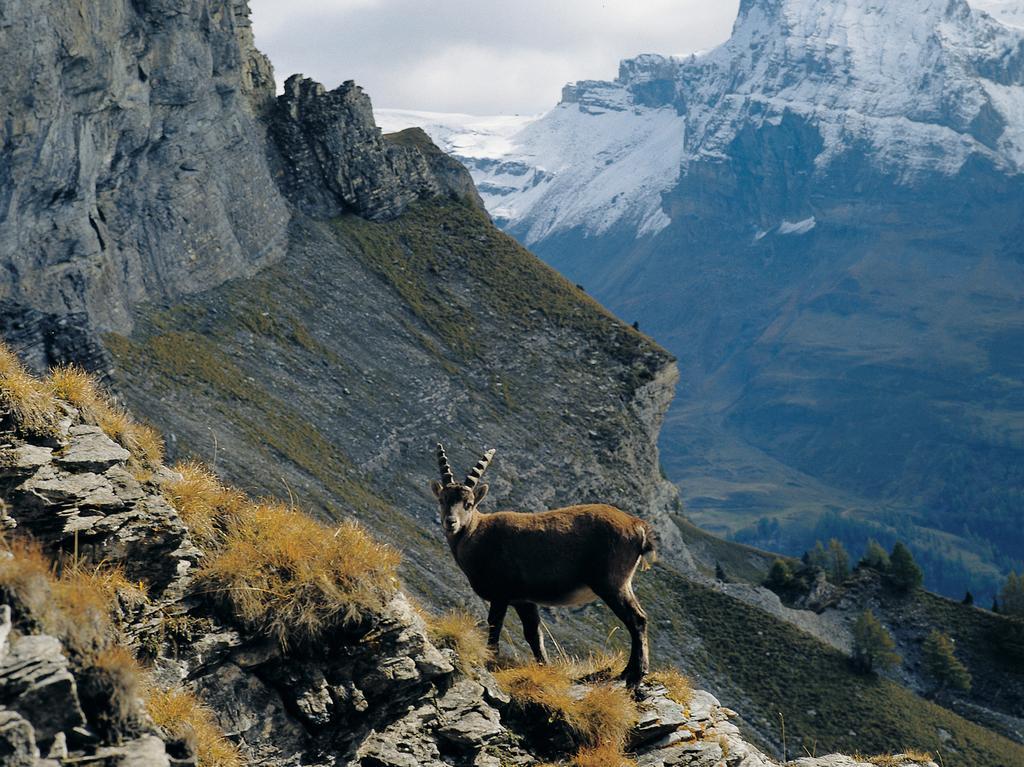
[430,444,655,686]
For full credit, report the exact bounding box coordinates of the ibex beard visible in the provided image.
[430,443,655,687]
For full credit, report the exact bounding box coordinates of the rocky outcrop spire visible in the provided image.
[268,75,483,221]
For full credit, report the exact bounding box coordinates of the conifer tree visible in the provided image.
[807,540,829,570]
[828,538,850,584]
[889,542,923,592]
[851,610,900,674]
[859,539,890,571]
[765,558,793,591]
[1001,572,1024,618]
[922,630,971,694]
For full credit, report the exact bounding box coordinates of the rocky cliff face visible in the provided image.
[0,0,288,338]
[0,0,484,353]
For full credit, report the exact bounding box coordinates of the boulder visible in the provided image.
[55,426,130,473]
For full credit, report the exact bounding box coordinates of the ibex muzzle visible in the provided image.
[430,443,654,687]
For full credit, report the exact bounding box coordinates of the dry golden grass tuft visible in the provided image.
[648,667,693,707]
[903,751,935,764]
[0,344,59,437]
[495,661,639,763]
[146,685,244,767]
[564,649,626,683]
[0,536,56,622]
[426,610,491,670]
[495,661,577,716]
[0,535,146,657]
[51,560,148,656]
[574,743,637,767]
[197,502,400,647]
[570,683,639,754]
[164,461,245,545]
[0,535,151,740]
[49,364,165,469]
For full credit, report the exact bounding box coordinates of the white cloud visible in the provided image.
[248,0,739,114]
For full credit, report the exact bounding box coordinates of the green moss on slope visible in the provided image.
[334,199,669,388]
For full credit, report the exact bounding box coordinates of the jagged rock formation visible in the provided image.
[0,396,939,767]
[269,76,485,220]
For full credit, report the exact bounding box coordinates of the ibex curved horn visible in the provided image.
[464,449,495,489]
[436,443,455,485]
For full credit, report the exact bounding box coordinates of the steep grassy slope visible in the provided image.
[105,198,677,603]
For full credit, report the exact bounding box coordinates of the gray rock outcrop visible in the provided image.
[0,0,485,368]
[0,0,290,340]
[268,76,485,220]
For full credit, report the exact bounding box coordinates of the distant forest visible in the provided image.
[735,502,1023,604]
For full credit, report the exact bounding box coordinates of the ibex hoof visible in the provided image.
[620,668,646,690]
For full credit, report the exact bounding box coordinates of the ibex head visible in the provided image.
[430,443,494,536]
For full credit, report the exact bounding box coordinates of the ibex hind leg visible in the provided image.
[599,586,649,688]
[513,602,548,664]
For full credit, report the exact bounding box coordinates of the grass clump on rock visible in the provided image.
[648,667,693,707]
[164,460,245,545]
[145,685,244,767]
[49,363,165,469]
[0,535,150,739]
[0,344,59,437]
[195,499,400,648]
[425,609,491,670]
[495,661,639,765]
[164,457,401,648]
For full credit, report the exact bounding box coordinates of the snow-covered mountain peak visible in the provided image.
[382,0,1024,244]
[684,0,1024,175]
[971,0,1024,28]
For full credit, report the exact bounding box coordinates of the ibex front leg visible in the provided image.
[486,601,508,658]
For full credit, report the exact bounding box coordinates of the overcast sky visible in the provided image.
[248,1,740,115]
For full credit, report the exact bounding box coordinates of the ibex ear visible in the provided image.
[429,479,444,498]
[474,483,488,505]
